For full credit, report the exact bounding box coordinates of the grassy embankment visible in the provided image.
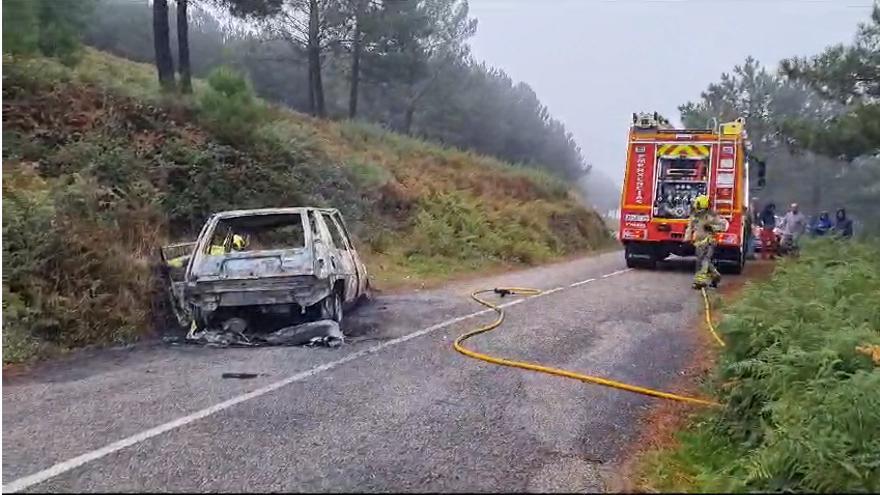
[637,240,880,493]
[2,49,610,362]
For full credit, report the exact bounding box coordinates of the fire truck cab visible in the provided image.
[618,112,759,274]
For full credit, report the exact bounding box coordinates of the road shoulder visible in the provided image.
[606,260,777,492]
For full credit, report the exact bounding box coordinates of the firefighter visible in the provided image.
[685,195,728,289]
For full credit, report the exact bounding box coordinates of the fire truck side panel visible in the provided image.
[619,142,656,242]
[710,139,746,248]
[621,143,656,211]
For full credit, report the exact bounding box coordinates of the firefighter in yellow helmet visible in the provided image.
[231,234,247,251]
[208,233,248,255]
[685,194,728,289]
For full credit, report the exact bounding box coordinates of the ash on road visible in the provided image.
[3,251,709,492]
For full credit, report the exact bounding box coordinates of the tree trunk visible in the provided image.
[306,69,315,114]
[152,0,175,91]
[313,50,326,117]
[402,102,415,135]
[348,2,363,119]
[177,0,192,94]
[308,0,326,117]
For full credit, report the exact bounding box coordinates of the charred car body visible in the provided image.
[161,208,369,340]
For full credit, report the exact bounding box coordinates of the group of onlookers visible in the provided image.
[747,201,853,259]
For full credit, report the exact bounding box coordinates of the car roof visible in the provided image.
[212,207,340,219]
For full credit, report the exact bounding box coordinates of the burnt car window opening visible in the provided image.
[331,213,355,249]
[308,210,322,241]
[322,212,348,250]
[207,213,306,253]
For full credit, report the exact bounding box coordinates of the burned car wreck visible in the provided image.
[161,208,370,347]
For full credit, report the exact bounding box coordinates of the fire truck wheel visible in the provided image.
[717,247,745,275]
[625,244,658,270]
[730,249,746,275]
[625,255,657,270]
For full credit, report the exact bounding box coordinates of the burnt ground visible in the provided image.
[3,251,756,492]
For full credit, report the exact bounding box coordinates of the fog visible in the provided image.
[467,0,874,186]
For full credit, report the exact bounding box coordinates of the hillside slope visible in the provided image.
[2,49,610,362]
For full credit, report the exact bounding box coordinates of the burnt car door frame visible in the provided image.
[315,210,360,304]
[328,210,368,297]
[159,241,198,327]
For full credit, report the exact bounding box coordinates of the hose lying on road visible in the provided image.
[453,287,722,407]
[701,287,726,347]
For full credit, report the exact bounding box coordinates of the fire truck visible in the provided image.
[618,112,766,273]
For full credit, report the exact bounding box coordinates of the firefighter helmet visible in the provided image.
[693,195,710,211]
[232,234,247,251]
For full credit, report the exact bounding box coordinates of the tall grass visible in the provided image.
[2,167,158,362]
[642,240,880,493]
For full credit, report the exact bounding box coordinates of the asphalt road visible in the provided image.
[3,251,708,492]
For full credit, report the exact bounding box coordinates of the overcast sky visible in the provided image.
[466,0,874,184]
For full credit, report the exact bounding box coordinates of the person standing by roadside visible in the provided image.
[813,211,833,236]
[759,202,777,260]
[779,202,807,254]
[746,198,760,259]
[833,208,854,239]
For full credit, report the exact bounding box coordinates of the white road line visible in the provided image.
[601,268,632,278]
[536,286,565,296]
[570,277,596,287]
[498,298,526,309]
[2,267,634,493]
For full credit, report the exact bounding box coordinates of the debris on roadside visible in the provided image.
[256,320,344,347]
[165,319,344,348]
[221,373,262,379]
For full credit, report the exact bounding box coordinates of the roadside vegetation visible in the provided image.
[1,49,609,363]
[635,8,880,490]
[638,240,880,492]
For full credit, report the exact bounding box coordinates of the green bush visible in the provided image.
[348,160,392,189]
[2,0,94,65]
[2,287,42,363]
[2,0,39,57]
[198,66,268,145]
[406,192,556,264]
[2,173,59,293]
[645,240,880,493]
[2,170,154,361]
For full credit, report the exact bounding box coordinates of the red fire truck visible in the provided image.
[618,113,765,274]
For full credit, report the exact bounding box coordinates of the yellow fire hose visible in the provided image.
[701,287,726,347]
[453,287,723,407]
